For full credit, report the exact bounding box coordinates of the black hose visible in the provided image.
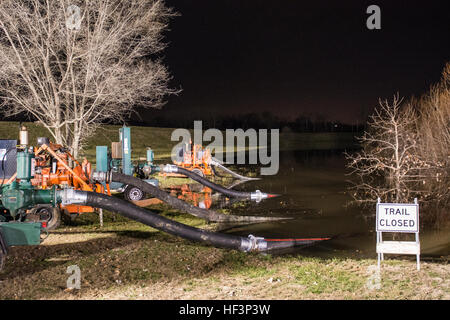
[109,172,287,223]
[80,191,329,252]
[176,167,253,199]
[84,191,245,250]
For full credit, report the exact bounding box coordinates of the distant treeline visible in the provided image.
[128,111,366,132]
[5,111,365,132]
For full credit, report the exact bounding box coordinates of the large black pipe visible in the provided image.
[84,191,245,250]
[177,166,251,198]
[100,172,287,223]
[68,190,329,252]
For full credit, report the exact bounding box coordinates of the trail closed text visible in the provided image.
[376,203,419,233]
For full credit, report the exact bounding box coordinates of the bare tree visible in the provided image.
[347,64,449,221]
[409,63,450,207]
[0,0,177,157]
[346,95,432,204]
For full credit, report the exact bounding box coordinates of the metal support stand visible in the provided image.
[414,198,420,271]
[99,208,103,228]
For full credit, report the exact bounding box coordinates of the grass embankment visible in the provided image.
[0,211,448,300]
[1,122,447,300]
[0,121,359,164]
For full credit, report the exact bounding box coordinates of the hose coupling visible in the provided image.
[241,234,267,252]
[91,171,112,183]
[250,190,268,203]
[162,164,179,173]
[57,188,88,206]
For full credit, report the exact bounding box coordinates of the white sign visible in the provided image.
[377,241,420,255]
[376,199,421,271]
[376,203,419,233]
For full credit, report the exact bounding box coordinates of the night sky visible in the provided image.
[137,0,450,125]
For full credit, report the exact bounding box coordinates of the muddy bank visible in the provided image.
[0,213,448,300]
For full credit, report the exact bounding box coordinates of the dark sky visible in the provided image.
[138,0,450,124]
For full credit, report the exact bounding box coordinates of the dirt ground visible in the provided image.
[0,211,448,300]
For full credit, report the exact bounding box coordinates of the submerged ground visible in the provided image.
[0,122,448,299]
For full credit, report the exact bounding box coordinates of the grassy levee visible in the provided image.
[0,121,359,164]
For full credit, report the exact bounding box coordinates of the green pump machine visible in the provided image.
[0,134,62,269]
[0,125,159,269]
[95,126,160,201]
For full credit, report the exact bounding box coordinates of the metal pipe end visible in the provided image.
[241,234,267,252]
[57,188,88,206]
[91,171,111,183]
[162,164,179,173]
[250,190,268,203]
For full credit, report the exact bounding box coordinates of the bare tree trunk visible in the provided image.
[71,123,81,159]
[54,117,64,146]
[393,120,400,202]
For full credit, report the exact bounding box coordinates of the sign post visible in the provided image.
[376,198,420,270]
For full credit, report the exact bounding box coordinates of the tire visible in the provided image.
[26,206,61,230]
[191,168,205,178]
[124,185,146,201]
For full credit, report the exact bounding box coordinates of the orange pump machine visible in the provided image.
[172,142,213,177]
[30,139,106,218]
[7,126,108,229]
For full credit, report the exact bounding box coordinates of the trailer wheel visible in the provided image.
[26,206,61,230]
[124,185,145,201]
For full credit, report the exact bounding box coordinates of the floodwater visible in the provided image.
[211,150,450,260]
